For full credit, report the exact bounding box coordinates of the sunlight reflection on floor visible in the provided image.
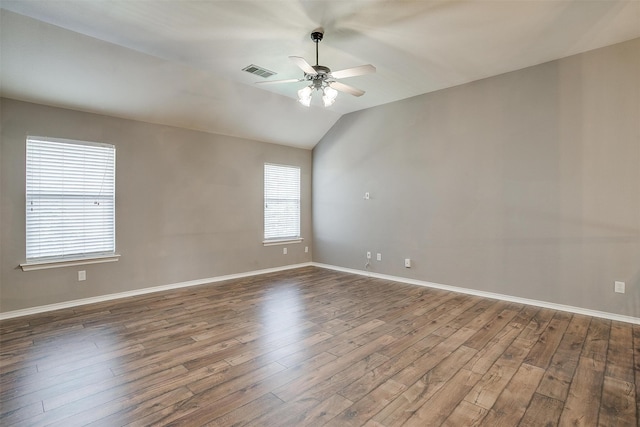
[260,285,304,361]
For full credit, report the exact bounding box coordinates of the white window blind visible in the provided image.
[264,164,300,241]
[26,136,116,261]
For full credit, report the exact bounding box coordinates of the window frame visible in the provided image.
[263,163,303,246]
[20,136,119,271]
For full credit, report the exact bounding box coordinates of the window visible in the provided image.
[23,136,116,268]
[264,163,301,244]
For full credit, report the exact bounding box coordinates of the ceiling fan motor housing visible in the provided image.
[307,65,331,87]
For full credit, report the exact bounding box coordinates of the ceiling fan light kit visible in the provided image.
[256,29,376,108]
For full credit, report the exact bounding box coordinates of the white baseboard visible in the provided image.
[0,262,313,320]
[311,262,640,325]
[3,261,638,325]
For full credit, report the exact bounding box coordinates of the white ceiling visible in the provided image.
[1,1,639,149]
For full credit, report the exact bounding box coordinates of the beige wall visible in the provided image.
[0,99,312,312]
[313,38,640,318]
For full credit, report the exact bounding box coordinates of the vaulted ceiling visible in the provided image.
[1,1,639,149]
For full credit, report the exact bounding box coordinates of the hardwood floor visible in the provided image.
[1,266,638,426]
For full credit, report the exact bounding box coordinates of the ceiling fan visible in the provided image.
[256,29,376,107]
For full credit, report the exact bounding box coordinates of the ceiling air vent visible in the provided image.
[242,64,277,78]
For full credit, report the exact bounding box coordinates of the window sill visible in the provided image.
[263,238,303,247]
[20,254,121,271]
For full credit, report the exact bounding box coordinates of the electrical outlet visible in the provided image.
[364,192,370,200]
[614,281,625,293]
[304,246,309,253]
[366,251,371,259]
[377,253,382,261]
[283,247,287,255]
[78,270,86,281]
[404,259,411,268]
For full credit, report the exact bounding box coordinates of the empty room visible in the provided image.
[1,1,639,426]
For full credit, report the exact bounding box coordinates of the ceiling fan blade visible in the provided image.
[255,78,304,85]
[329,81,365,97]
[289,56,317,75]
[331,64,376,79]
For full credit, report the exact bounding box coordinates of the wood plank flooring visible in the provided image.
[1,266,638,426]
